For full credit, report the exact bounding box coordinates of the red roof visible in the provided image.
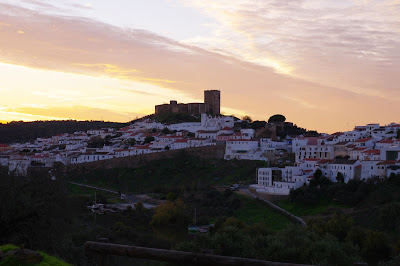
[119,127,131,131]
[221,127,232,130]
[0,144,9,148]
[377,160,396,165]
[355,137,373,143]
[362,149,380,155]
[133,144,150,149]
[377,139,395,144]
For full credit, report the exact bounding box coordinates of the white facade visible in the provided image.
[295,145,334,162]
[201,114,235,130]
[322,160,361,183]
[224,140,266,161]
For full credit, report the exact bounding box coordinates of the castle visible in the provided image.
[155,90,220,116]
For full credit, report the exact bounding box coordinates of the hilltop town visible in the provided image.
[1,90,400,199]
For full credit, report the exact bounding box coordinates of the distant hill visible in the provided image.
[0,120,127,144]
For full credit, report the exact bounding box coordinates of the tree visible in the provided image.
[268,114,286,123]
[314,169,323,181]
[397,130,400,139]
[336,172,345,183]
[166,192,178,202]
[134,201,144,212]
[143,136,155,144]
[251,120,266,130]
[162,127,171,134]
[151,199,188,227]
[128,138,136,146]
[242,115,253,122]
[362,231,393,265]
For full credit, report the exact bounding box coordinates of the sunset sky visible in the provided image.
[0,0,399,133]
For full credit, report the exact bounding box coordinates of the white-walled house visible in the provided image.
[255,159,322,195]
[337,131,365,142]
[240,129,255,139]
[187,138,213,147]
[170,139,189,150]
[167,122,202,133]
[115,149,136,158]
[201,114,235,130]
[295,145,335,162]
[350,147,370,160]
[322,159,362,183]
[366,123,380,133]
[354,137,375,148]
[225,139,266,161]
[360,161,383,179]
[260,138,289,152]
[291,138,309,153]
[361,149,380,161]
[196,130,218,140]
[375,139,396,149]
[387,161,400,177]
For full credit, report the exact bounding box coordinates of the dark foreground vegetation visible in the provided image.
[3,155,400,265]
[0,120,126,144]
[68,153,267,194]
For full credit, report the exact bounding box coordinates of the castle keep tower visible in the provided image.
[204,90,220,115]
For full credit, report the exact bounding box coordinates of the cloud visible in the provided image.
[180,0,400,97]
[0,2,399,132]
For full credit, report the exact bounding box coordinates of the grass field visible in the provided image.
[0,244,71,266]
[233,194,292,231]
[67,183,125,204]
[275,199,350,217]
[67,156,267,194]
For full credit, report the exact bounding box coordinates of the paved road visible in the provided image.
[239,188,306,227]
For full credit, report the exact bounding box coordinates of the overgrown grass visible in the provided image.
[67,183,125,204]
[233,194,292,231]
[68,155,267,194]
[275,199,350,217]
[0,245,71,266]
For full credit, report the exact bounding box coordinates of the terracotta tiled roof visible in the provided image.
[355,137,373,143]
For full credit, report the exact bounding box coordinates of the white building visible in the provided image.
[225,139,266,161]
[295,145,334,162]
[322,159,361,183]
[201,114,235,130]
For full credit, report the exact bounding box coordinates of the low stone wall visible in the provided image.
[67,145,225,172]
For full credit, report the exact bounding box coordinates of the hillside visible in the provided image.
[0,120,127,144]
